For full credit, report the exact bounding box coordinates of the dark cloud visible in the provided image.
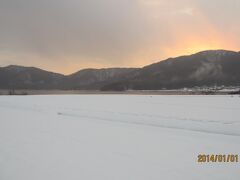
[0,0,151,58]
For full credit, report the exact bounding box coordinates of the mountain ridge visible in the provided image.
[1,49,240,90]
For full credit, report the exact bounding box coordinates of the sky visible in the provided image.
[0,0,240,74]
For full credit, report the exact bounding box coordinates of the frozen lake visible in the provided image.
[0,95,240,180]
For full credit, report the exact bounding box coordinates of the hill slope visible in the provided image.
[63,68,138,89]
[1,50,240,90]
[101,50,240,90]
[0,65,64,89]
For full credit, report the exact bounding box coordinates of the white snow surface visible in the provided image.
[0,95,240,180]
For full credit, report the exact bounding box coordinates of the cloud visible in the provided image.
[0,0,239,74]
[176,8,194,16]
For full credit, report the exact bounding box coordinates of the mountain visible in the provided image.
[101,50,240,90]
[0,65,64,89]
[0,65,137,90]
[1,50,240,90]
[62,68,138,89]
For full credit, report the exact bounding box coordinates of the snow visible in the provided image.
[0,95,240,180]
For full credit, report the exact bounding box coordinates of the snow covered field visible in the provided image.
[0,95,240,180]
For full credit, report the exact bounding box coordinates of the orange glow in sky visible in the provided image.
[0,0,239,74]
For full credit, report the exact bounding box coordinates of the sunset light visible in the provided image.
[0,0,239,74]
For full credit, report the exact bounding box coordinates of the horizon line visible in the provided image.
[1,49,239,75]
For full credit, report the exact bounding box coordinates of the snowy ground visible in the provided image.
[0,95,240,180]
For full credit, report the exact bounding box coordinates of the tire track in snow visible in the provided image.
[1,100,239,137]
[56,106,239,125]
[57,111,240,137]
